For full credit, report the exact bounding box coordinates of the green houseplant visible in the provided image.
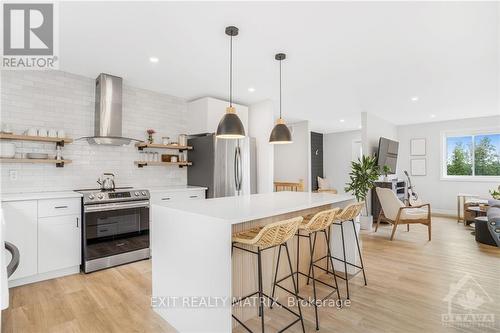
[345,155,380,229]
[490,185,500,200]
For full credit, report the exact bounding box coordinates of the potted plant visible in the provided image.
[345,155,380,230]
[382,165,391,182]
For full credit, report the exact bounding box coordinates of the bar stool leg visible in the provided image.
[308,233,320,331]
[296,231,300,289]
[270,244,282,308]
[257,248,265,333]
[306,232,317,286]
[352,219,367,286]
[284,243,305,333]
[340,222,350,299]
[323,229,341,301]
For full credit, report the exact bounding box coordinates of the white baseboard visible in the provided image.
[8,266,80,288]
[432,208,457,218]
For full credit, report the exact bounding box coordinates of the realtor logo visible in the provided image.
[442,274,495,329]
[2,2,58,69]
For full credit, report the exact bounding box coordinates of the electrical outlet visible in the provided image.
[9,170,17,181]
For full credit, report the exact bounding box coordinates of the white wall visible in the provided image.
[324,130,361,194]
[248,100,274,193]
[274,120,311,191]
[397,116,500,215]
[186,97,248,135]
[1,70,187,193]
[361,111,398,157]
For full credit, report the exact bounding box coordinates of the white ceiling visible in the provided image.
[59,2,499,133]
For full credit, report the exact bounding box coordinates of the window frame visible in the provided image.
[440,127,500,182]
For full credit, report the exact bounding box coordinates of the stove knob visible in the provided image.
[141,191,147,196]
[97,193,105,200]
[134,191,140,196]
[88,194,95,200]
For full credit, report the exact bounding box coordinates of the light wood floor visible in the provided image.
[2,217,499,332]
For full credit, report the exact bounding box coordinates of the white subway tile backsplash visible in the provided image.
[1,70,188,193]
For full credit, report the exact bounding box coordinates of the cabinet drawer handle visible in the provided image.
[76,217,79,228]
[54,205,68,209]
[189,195,198,198]
[161,197,171,200]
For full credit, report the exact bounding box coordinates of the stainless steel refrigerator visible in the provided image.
[187,133,257,198]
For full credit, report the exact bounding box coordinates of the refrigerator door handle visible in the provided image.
[234,146,242,192]
[234,147,239,192]
[237,146,242,191]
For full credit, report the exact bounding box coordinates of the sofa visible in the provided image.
[477,200,500,247]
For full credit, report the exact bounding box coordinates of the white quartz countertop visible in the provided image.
[155,191,354,224]
[1,191,83,202]
[147,185,207,193]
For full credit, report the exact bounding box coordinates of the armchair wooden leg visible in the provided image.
[390,222,398,241]
[375,212,382,232]
[428,221,432,241]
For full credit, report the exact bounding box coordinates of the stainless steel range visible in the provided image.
[76,187,150,273]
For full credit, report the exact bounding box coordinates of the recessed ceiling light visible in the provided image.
[339,119,345,123]
[411,96,419,102]
[430,114,436,118]
[149,57,159,63]
[248,87,255,93]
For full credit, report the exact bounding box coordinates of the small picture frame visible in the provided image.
[411,158,426,176]
[410,138,426,156]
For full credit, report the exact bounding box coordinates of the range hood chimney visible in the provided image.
[86,73,137,145]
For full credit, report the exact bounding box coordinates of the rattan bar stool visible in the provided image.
[314,202,367,300]
[271,208,341,331]
[232,217,305,333]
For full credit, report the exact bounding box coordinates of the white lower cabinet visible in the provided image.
[2,197,82,286]
[2,200,38,280]
[38,214,81,274]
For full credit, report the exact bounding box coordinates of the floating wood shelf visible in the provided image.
[135,142,192,151]
[134,161,192,168]
[0,158,72,168]
[0,133,73,146]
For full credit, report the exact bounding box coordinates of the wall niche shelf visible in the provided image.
[135,142,192,151]
[0,158,71,168]
[134,161,192,168]
[0,133,73,147]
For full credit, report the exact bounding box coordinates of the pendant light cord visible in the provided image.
[279,59,282,119]
[230,35,233,107]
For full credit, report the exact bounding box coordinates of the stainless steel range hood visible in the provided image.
[85,73,138,145]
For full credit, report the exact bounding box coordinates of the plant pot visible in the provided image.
[359,215,373,231]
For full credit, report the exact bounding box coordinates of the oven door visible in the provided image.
[83,201,149,262]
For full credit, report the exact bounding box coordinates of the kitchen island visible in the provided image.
[152,191,354,332]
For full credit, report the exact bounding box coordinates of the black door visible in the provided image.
[311,132,324,191]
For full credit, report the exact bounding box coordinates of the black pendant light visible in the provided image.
[269,53,292,144]
[216,26,246,139]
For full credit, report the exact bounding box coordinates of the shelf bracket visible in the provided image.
[56,141,65,148]
[56,161,64,168]
[137,146,144,151]
[137,162,146,168]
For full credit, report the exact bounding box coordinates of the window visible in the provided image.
[443,131,500,178]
